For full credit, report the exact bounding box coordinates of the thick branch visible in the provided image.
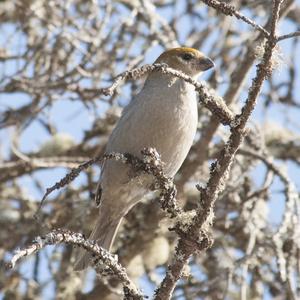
[154,1,283,299]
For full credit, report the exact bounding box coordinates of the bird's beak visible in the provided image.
[199,57,215,71]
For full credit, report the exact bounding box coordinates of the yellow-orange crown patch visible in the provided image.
[155,47,202,62]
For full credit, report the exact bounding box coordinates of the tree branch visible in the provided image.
[154,1,283,299]
[7,229,144,300]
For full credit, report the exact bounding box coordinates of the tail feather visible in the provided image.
[74,217,122,271]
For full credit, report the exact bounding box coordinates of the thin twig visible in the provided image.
[200,0,270,37]
[36,148,182,220]
[84,63,234,126]
[277,30,300,41]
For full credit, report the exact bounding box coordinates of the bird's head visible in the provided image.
[155,47,214,78]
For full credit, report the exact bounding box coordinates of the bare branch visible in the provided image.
[7,229,144,300]
[277,30,300,41]
[38,148,182,219]
[200,0,270,37]
[82,63,234,126]
[154,1,284,298]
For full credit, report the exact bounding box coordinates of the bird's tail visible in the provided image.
[74,216,122,271]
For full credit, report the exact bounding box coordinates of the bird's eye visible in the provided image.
[181,53,194,61]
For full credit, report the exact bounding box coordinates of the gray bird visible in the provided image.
[75,47,214,270]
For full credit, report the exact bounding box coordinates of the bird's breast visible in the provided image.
[104,78,198,182]
[137,80,198,176]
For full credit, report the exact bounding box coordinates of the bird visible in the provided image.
[74,47,214,270]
